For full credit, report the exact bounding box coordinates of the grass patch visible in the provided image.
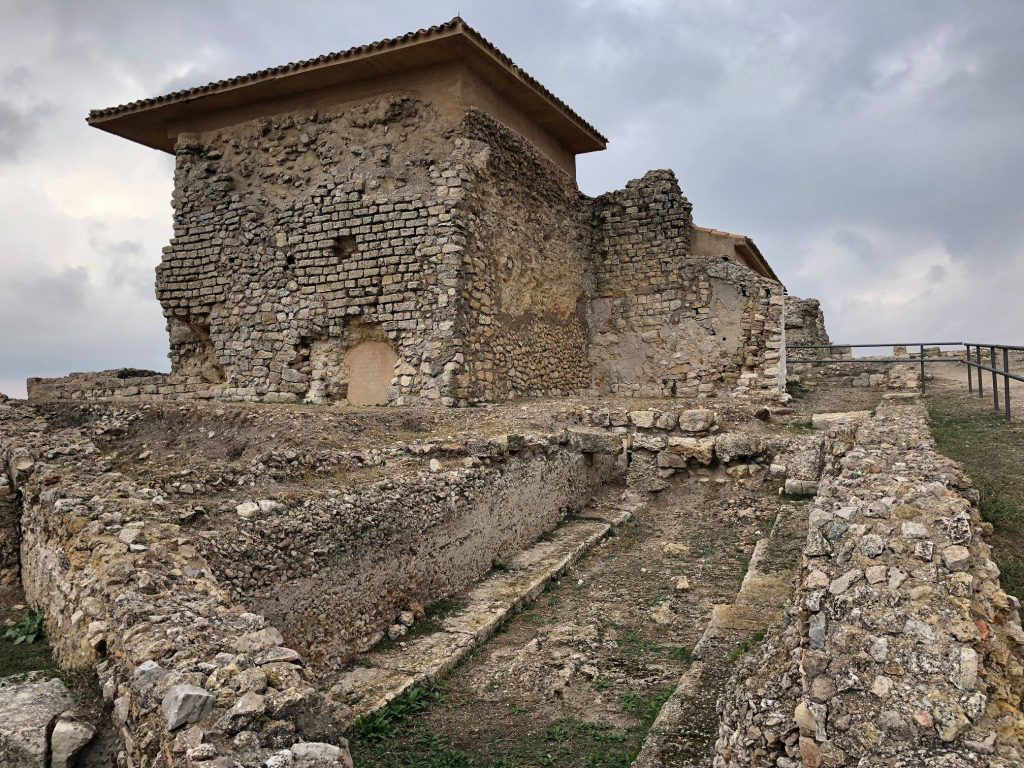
[1,604,59,679]
[729,629,767,662]
[927,391,1024,601]
[350,677,677,767]
[0,604,104,718]
[353,730,480,768]
[667,645,693,662]
[349,685,443,745]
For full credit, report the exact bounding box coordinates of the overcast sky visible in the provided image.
[1,0,1022,396]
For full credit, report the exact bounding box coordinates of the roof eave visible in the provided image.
[86,21,606,156]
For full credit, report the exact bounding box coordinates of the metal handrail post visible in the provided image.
[991,346,999,412]
[966,344,973,393]
[977,346,984,397]
[1004,347,1012,421]
[919,344,926,393]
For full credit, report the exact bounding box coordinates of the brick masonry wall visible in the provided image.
[157,95,467,405]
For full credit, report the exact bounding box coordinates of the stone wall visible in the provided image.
[1,400,353,767]
[785,296,830,349]
[455,111,591,401]
[197,438,619,669]
[786,296,833,362]
[159,95,468,406]
[715,401,1024,766]
[589,171,784,398]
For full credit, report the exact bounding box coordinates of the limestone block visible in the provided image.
[810,411,872,428]
[676,409,716,433]
[666,436,715,465]
[0,676,74,767]
[714,432,756,463]
[50,716,96,768]
[161,685,214,730]
[566,428,622,456]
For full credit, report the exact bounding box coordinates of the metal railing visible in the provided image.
[964,343,1024,421]
[787,342,961,395]
[787,341,1023,421]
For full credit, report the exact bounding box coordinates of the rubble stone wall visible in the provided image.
[715,402,1024,767]
[588,171,784,398]
[786,296,833,361]
[1,401,353,767]
[455,111,591,401]
[197,439,619,669]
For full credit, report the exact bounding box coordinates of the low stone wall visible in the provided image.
[1,400,353,767]
[27,369,208,403]
[196,437,622,669]
[715,401,1024,766]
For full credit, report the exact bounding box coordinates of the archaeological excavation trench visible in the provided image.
[3,380,1024,767]
[345,469,806,768]
[1,396,815,766]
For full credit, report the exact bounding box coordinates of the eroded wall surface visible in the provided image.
[198,442,618,669]
[456,111,592,401]
[589,171,783,398]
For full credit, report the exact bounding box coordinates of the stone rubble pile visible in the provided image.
[714,401,1024,766]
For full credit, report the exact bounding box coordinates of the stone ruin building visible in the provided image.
[3,17,1022,768]
[29,17,797,407]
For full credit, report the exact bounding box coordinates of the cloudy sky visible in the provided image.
[1,0,1022,396]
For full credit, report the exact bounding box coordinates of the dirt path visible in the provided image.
[349,472,786,767]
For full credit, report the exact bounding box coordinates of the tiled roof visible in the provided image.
[87,17,606,144]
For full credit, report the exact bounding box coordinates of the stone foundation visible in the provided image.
[715,401,1024,766]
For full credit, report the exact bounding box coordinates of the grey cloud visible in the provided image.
[3,266,90,313]
[0,100,49,160]
[1,0,1023,395]
[88,233,156,298]
[3,66,31,88]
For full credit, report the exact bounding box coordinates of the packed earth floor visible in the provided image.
[349,475,787,767]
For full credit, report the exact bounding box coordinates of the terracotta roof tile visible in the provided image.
[87,17,606,144]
